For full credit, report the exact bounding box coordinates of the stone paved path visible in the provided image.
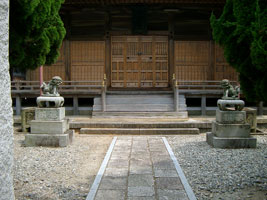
[90,136,191,200]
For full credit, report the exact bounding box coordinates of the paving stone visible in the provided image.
[130,153,150,160]
[105,168,128,177]
[151,155,171,163]
[131,148,150,154]
[131,151,150,158]
[155,177,183,190]
[95,189,125,200]
[99,176,127,190]
[150,151,169,157]
[128,186,155,197]
[112,151,131,157]
[127,197,156,200]
[157,189,188,200]
[154,169,179,178]
[128,175,154,187]
[113,146,131,152]
[130,157,152,165]
[129,165,153,175]
[113,149,131,154]
[153,160,175,170]
[116,140,132,146]
[110,154,130,160]
[108,159,129,168]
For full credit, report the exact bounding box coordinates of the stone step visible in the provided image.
[92,111,188,118]
[107,90,173,95]
[80,127,199,135]
[70,121,211,129]
[93,104,174,112]
[94,97,177,105]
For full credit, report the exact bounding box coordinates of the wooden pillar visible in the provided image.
[64,12,71,81]
[201,95,206,116]
[16,96,21,116]
[209,40,215,80]
[168,13,175,87]
[258,101,264,115]
[105,10,111,87]
[208,21,215,81]
[73,96,79,115]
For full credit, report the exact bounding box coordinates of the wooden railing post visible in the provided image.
[102,74,107,112]
[172,74,179,112]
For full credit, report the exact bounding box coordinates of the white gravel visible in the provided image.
[13,133,112,200]
[13,130,267,200]
[167,134,267,200]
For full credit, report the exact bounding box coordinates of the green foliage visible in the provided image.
[10,0,66,70]
[210,0,267,102]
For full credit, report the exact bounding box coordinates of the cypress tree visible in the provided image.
[210,0,267,102]
[10,0,66,71]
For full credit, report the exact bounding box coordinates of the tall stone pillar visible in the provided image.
[0,0,15,199]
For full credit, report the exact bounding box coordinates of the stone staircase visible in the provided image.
[92,91,188,118]
[70,120,201,135]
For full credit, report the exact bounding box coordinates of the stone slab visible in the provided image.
[212,121,250,138]
[243,107,257,132]
[128,175,154,187]
[21,107,35,132]
[128,186,155,197]
[30,119,69,134]
[206,132,257,149]
[25,130,74,147]
[80,128,199,135]
[216,110,246,124]
[99,176,127,190]
[35,107,65,121]
[95,190,125,200]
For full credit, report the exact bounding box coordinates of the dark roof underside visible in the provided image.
[64,0,225,5]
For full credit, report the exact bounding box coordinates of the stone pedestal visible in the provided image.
[207,109,256,148]
[25,107,74,147]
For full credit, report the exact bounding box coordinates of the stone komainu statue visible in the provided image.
[41,76,62,97]
[37,76,64,107]
[217,79,244,111]
[221,79,240,100]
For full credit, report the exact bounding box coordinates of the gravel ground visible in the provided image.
[14,129,267,200]
[168,134,267,200]
[13,132,113,200]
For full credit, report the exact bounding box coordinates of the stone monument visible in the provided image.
[25,76,74,147]
[206,79,257,148]
[0,0,15,198]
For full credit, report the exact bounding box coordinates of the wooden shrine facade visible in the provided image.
[26,0,238,88]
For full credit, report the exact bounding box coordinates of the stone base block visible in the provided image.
[212,121,250,138]
[30,119,69,134]
[206,132,256,148]
[21,107,36,132]
[35,107,65,121]
[25,130,74,147]
[216,109,246,124]
[244,107,257,133]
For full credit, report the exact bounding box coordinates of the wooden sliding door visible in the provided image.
[111,36,168,88]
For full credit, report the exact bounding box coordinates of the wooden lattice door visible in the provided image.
[111,36,168,88]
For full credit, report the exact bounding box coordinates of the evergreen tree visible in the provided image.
[210,0,267,102]
[10,0,66,71]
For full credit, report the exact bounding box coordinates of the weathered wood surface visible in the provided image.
[111,36,168,88]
